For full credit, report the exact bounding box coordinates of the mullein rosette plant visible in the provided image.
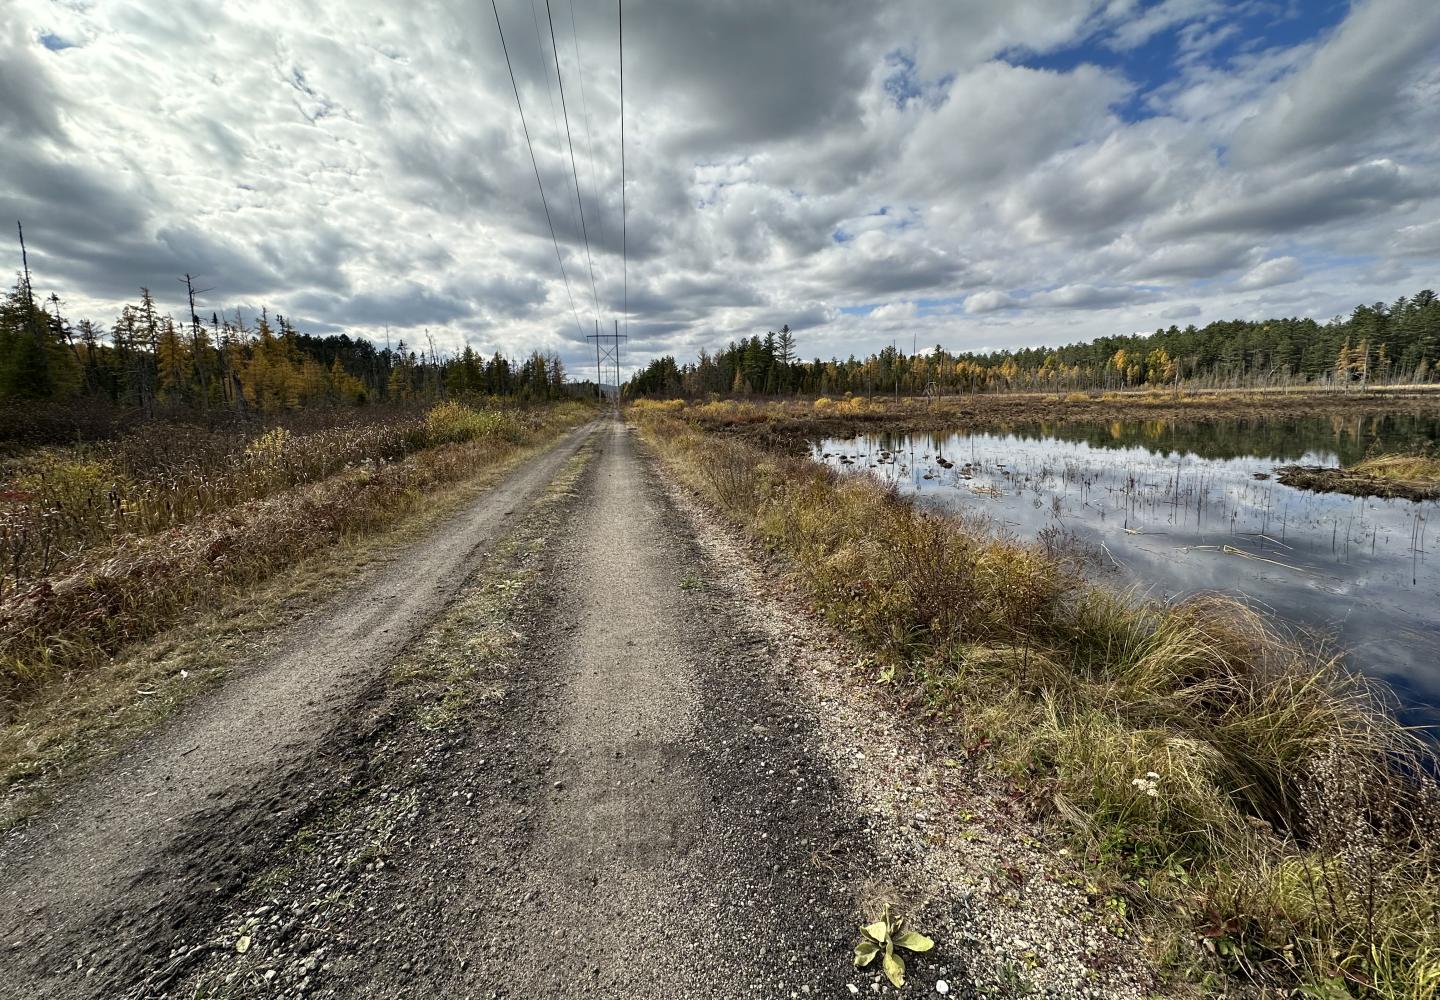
[854,906,935,988]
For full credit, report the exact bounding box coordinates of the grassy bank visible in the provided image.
[667,390,1440,453]
[0,401,557,594]
[629,401,1440,997]
[0,401,589,715]
[1280,453,1440,501]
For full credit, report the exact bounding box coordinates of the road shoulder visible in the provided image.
[649,426,1172,999]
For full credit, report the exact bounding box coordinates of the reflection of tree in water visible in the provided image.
[979,414,1440,464]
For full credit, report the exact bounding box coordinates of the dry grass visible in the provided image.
[1279,451,1440,501]
[0,400,552,595]
[630,406,1440,998]
[0,404,588,706]
[0,403,590,820]
[1352,453,1440,483]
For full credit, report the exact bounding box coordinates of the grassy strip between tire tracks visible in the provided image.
[630,402,1440,998]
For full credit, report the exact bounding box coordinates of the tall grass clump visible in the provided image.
[631,407,1440,997]
[422,400,528,445]
[1351,452,1440,484]
[0,401,589,708]
[629,398,686,415]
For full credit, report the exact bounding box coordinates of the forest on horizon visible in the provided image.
[5,258,1439,425]
[626,289,1440,398]
[0,275,580,426]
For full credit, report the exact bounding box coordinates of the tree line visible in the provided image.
[0,278,577,413]
[626,290,1440,398]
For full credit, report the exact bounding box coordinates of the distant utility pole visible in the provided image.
[593,322,602,400]
[587,321,626,402]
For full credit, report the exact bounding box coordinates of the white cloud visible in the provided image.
[1235,256,1302,290]
[1230,0,1440,167]
[0,0,1437,377]
[1105,0,1225,52]
[871,301,918,321]
[965,290,1018,314]
[1031,283,1155,309]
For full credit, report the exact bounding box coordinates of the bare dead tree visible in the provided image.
[181,273,215,408]
[16,221,44,347]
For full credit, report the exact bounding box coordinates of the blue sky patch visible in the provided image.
[1007,0,1351,122]
[39,31,78,51]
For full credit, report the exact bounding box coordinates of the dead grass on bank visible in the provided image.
[1278,452,1440,502]
[1353,454,1440,482]
[0,403,590,805]
[630,390,1440,452]
[630,406,1440,998]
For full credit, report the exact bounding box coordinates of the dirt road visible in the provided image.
[2,416,1158,999]
[375,417,870,997]
[0,422,598,997]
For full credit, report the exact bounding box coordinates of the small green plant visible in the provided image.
[854,905,934,988]
[243,426,292,463]
[679,573,704,591]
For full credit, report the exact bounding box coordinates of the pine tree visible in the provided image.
[547,353,566,398]
[156,317,190,402]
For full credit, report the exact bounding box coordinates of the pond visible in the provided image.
[812,413,1440,731]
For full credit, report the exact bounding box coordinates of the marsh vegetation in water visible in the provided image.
[814,413,1440,728]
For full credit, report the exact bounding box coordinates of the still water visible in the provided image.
[812,414,1440,729]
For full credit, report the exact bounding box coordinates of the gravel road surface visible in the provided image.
[0,422,597,998]
[2,416,1162,999]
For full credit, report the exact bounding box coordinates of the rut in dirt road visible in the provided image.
[299,419,886,999]
[0,423,598,1000]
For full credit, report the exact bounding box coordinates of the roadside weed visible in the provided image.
[854,905,935,988]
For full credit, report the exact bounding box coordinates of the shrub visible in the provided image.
[423,401,517,445]
[628,398,686,414]
[243,427,292,464]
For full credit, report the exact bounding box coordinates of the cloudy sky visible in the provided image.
[3,0,1439,377]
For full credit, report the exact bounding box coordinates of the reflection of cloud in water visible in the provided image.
[815,418,1440,731]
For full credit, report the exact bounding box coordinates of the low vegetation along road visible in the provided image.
[2,417,1159,999]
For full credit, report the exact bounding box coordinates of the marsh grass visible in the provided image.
[1352,453,1440,484]
[0,400,556,595]
[1279,450,1440,502]
[632,407,1440,997]
[0,402,589,707]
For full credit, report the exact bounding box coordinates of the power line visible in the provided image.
[528,0,589,302]
[491,0,586,341]
[567,0,607,253]
[545,0,600,326]
[619,0,628,355]
[528,0,566,206]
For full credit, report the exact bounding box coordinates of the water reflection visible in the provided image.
[813,415,1440,731]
